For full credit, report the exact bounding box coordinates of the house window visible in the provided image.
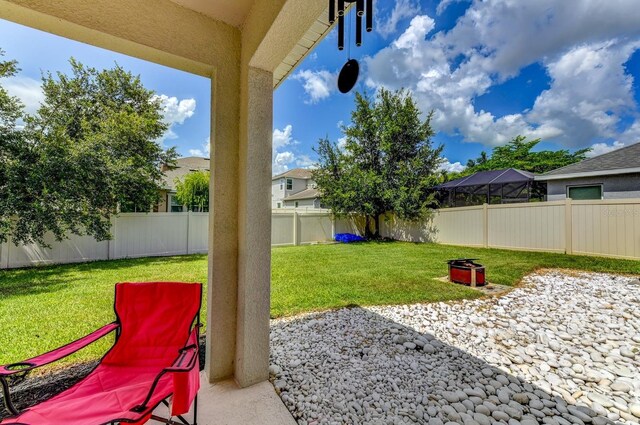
[295,201,299,208]
[277,202,281,209]
[567,185,603,200]
[280,178,284,190]
[170,194,185,212]
[286,178,293,190]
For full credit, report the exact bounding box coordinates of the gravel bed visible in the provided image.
[270,271,640,425]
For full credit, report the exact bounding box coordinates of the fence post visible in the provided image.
[482,203,489,248]
[293,211,299,246]
[564,198,573,255]
[0,240,8,269]
[186,211,191,255]
[108,215,117,260]
[331,216,336,241]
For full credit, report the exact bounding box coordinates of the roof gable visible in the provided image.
[272,168,313,180]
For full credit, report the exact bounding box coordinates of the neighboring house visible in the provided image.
[157,156,210,212]
[536,143,640,200]
[272,168,322,209]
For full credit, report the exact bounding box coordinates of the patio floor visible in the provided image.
[151,374,296,425]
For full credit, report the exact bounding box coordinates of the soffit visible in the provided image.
[167,0,255,28]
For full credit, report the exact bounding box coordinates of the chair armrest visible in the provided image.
[165,343,198,372]
[0,322,119,377]
[131,326,201,413]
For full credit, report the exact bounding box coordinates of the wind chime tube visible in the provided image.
[356,13,362,46]
[329,0,335,24]
[366,0,373,31]
[337,0,345,50]
[338,13,345,50]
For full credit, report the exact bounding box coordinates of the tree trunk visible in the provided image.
[364,216,373,239]
[374,214,381,238]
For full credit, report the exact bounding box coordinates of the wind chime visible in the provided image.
[329,0,373,93]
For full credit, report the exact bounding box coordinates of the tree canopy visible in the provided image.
[174,170,210,212]
[462,135,589,176]
[0,55,177,245]
[313,89,443,238]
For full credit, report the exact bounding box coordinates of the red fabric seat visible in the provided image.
[0,282,202,425]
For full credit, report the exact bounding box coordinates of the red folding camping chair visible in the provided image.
[0,282,202,425]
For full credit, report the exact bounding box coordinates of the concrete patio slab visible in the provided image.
[151,373,296,425]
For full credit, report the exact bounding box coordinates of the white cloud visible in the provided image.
[293,69,336,104]
[527,40,640,147]
[4,76,44,115]
[188,137,210,158]
[272,125,298,174]
[586,141,625,158]
[393,15,435,50]
[274,151,296,175]
[296,154,315,168]
[377,0,422,38]
[337,136,348,150]
[273,124,294,150]
[439,158,466,173]
[153,94,197,141]
[365,1,640,150]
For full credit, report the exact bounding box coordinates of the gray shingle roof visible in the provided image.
[537,142,640,180]
[284,188,320,201]
[162,157,210,191]
[272,168,313,180]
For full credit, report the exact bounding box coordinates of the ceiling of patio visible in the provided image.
[165,0,337,87]
[167,0,255,28]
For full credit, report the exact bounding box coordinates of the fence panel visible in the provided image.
[113,213,189,259]
[572,200,640,259]
[431,206,485,246]
[380,214,437,243]
[272,212,295,246]
[488,202,565,252]
[187,213,209,254]
[298,213,334,245]
[3,234,109,268]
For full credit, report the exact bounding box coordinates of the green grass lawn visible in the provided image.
[1,241,639,368]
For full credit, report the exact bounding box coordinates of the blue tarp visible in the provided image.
[335,233,366,243]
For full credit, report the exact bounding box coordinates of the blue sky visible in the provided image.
[1,0,640,174]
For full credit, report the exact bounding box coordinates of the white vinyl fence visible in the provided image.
[2,199,639,269]
[383,199,640,261]
[0,210,338,269]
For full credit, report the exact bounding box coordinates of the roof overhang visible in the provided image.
[273,3,347,88]
[535,167,640,181]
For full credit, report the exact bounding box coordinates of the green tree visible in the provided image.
[313,89,443,238]
[0,50,24,243]
[0,57,177,245]
[463,135,589,175]
[174,170,210,212]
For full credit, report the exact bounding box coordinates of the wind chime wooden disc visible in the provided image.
[338,59,359,93]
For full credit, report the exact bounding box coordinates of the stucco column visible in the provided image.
[206,60,241,382]
[235,67,273,387]
[206,63,272,388]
